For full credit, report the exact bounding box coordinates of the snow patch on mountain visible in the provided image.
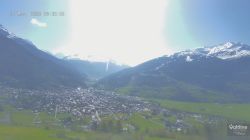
[155,63,165,70]
[186,56,193,62]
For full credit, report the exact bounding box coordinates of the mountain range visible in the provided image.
[0,25,127,89]
[0,25,87,89]
[63,57,129,81]
[1,24,250,102]
[97,42,250,103]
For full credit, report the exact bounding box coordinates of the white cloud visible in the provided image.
[30,18,47,28]
[53,0,172,66]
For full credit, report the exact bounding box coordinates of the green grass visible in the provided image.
[156,99,250,122]
[116,82,231,102]
[0,108,235,140]
[11,110,34,125]
[128,113,165,132]
[0,125,63,140]
[0,124,225,140]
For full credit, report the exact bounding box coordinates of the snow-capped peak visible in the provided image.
[173,42,250,60]
[205,42,250,59]
[207,42,234,55]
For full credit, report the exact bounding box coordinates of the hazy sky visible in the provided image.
[1,0,250,66]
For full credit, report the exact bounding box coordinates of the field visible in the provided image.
[1,96,250,139]
[0,105,231,140]
[155,99,250,122]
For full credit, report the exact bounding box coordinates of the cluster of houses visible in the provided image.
[8,87,151,119]
[0,86,223,133]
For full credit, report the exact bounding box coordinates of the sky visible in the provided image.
[0,0,250,66]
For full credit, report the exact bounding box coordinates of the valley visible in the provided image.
[0,24,250,140]
[0,86,249,140]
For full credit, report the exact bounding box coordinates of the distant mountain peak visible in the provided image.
[206,42,235,55]
[205,42,250,59]
[174,42,250,60]
[55,53,127,66]
[98,42,250,103]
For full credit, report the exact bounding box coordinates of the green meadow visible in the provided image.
[0,105,230,140]
[155,99,250,122]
